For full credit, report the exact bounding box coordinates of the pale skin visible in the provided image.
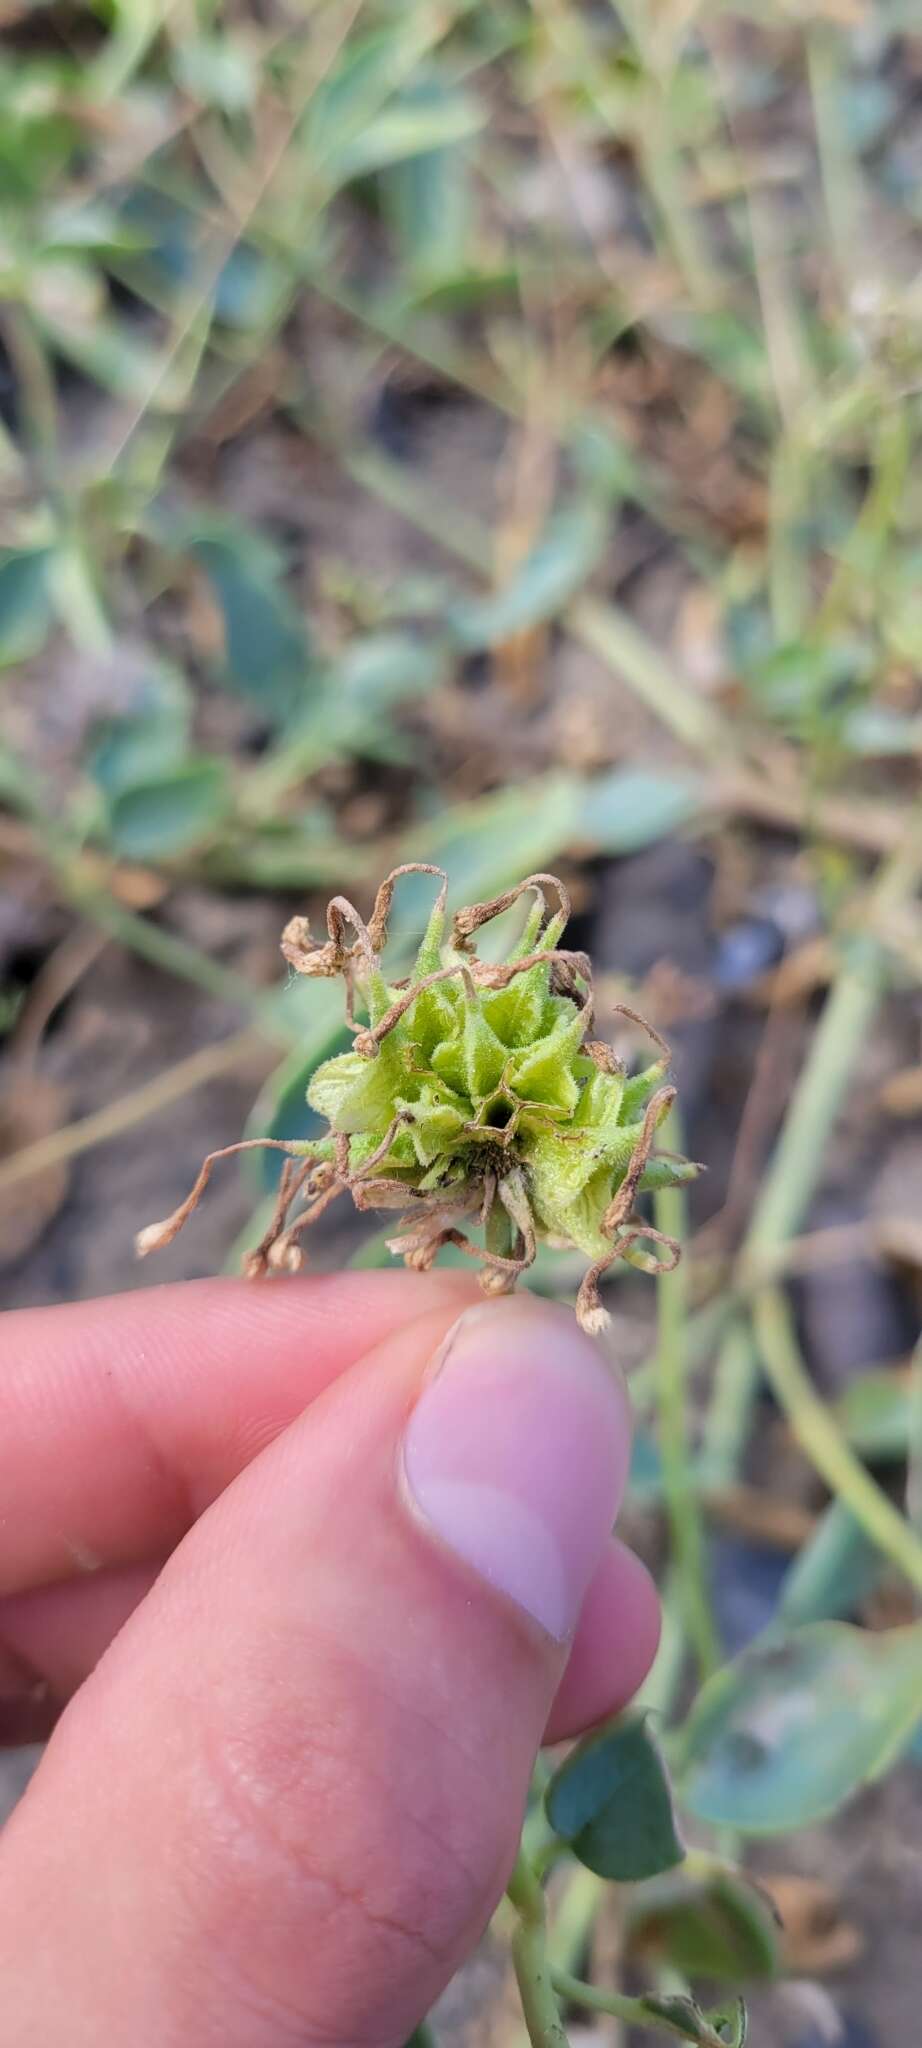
[0,1272,660,2046]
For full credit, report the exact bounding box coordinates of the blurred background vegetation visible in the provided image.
[1,0,922,2041]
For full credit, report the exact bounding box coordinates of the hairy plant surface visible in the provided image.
[138,867,696,1328]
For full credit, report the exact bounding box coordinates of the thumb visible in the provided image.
[0,1295,633,2048]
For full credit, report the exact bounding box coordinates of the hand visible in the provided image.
[0,1272,659,2046]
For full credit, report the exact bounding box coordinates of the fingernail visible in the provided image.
[402,1298,631,1640]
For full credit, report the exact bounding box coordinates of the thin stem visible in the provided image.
[747,828,922,1261]
[806,24,868,301]
[0,1028,272,1198]
[705,828,922,1481]
[570,595,729,756]
[768,433,811,641]
[61,878,291,1036]
[701,1320,759,1488]
[547,1864,605,1976]
[906,1336,922,1538]
[814,405,909,638]
[542,0,721,312]
[551,1969,645,2029]
[636,106,719,313]
[706,25,812,429]
[753,1287,922,1597]
[655,1112,720,1680]
[552,1969,734,2048]
[0,306,58,461]
[507,1854,569,2048]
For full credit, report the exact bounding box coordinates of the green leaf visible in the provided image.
[173,34,254,111]
[396,775,583,922]
[679,1622,922,1834]
[0,547,53,666]
[744,638,871,728]
[450,502,607,649]
[337,632,444,715]
[835,1368,913,1459]
[777,1499,883,1628]
[333,89,484,182]
[628,1863,780,1985]
[546,1711,685,1881]
[578,767,703,853]
[841,705,922,757]
[188,528,312,724]
[379,83,472,286]
[107,759,230,860]
[86,662,190,798]
[268,633,447,779]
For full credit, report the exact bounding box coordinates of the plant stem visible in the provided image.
[806,23,868,300]
[62,880,291,1034]
[551,1969,646,2030]
[570,595,729,756]
[906,1336,922,1538]
[768,432,811,641]
[753,1286,922,1596]
[547,1863,605,1976]
[814,404,909,638]
[705,827,922,1481]
[746,957,880,1263]
[655,1118,720,1680]
[700,1319,759,1490]
[551,1969,733,2047]
[0,1028,273,1198]
[507,1855,569,2048]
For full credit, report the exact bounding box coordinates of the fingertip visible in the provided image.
[545,1539,661,1743]
[402,1295,632,1643]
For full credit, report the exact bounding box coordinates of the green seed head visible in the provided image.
[282,865,696,1330]
[136,865,696,1326]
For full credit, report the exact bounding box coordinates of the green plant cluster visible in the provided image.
[289,866,697,1327]
[138,867,697,1329]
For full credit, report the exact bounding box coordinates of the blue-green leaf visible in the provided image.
[578,767,703,853]
[546,1711,685,1880]
[679,1622,922,1833]
[0,547,54,666]
[450,503,608,649]
[107,759,230,860]
[189,528,312,724]
[776,1500,883,1628]
[86,663,190,798]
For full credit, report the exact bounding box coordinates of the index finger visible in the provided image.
[0,1270,477,1597]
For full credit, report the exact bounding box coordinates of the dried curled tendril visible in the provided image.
[137,867,698,1333]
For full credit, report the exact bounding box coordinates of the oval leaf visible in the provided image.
[679,1622,922,1834]
[450,502,607,651]
[107,760,230,860]
[546,1711,685,1881]
[628,1863,780,1984]
[578,767,703,854]
[777,1500,882,1628]
[0,547,53,667]
[189,528,311,724]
